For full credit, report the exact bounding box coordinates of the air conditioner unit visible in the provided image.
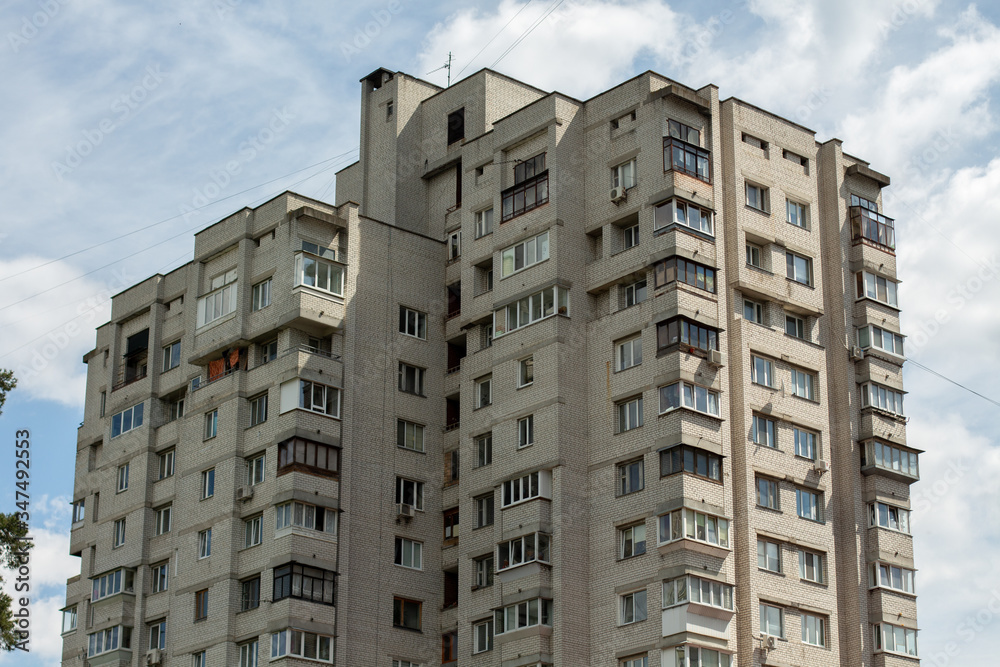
[708,350,724,366]
[610,186,627,203]
[766,635,777,650]
[815,460,830,473]
[146,649,162,666]
[237,486,254,501]
[396,503,415,519]
[850,346,864,361]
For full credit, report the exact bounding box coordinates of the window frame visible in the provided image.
[500,230,550,278]
[475,434,492,468]
[802,613,827,647]
[497,532,551,571]
[475,375,492,408]
[162,341,181,372]
[746,182,769,212]
[197,268,238,328]
[786,199,808,228]
[617,458,644,496]
[799,549,825,584]
[652,256,716,293]
[244,515,263,549]
[653,197,714,236]
[154,504,171,536]
[201,468,215,499]
[785,313,806,339]
[475,208,494,238]
[473,618,494,654]
[475,494,494,528]
[518,414,534,448]
[657,508,730,549]
[270,628,335,663]
[786,251,813,286]
[395,477,425,511]
[116,463,130,493]
[394,537,424,570]
[251,278,271,311]
[760,602,784,638]
[272,562,337,606]
[110,402,144,439]
[751,413,776,448]
[474,554,495,588]
[620,589,648,625]
[796,488,823,522]
[398,362,426,396]
[856,270,899,308]
[790,368,816,400]
[756,476,779,510]
[617,336,642,371]
[150,562,168,594]
[616,396,644,433]
[112,517,126,548]
[294,250,345,297]
[248,393,268,427]
[398,306,428,340]
[612,159,637,189]
[744,298,764,324]
[746,242,763,268]
[518,356,534,388]
[493,285,569,337]
[197,528,212,559]
[619,522,646,559]
[194,589,208,621]
[757,538,781,573]
[494,597,552,634]
[298,379,341,418]
[658,381,721,417]
[392,597,422,631]
[874,622,918,657]
[277,437,340,478]
[397,419,426,453]
[204,409,218,440]
[659,444,723,482]
[157,449,175,480]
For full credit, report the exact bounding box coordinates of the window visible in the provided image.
[870,501,910,533]
[760,603,783,638]
[249,393,267,427]
[239,640,259,667]
[622,223,639,250]
[294,250,344,296]
[61,606,77,634]
[447,229,461,261]
[393,597,422,630]
[273,563,336,605]
[475,376,492,407]
[791,368,815,400]
[618,459,643,495]
[99,391,106,417]
[621,589,647,624]
[659,381,720,417]
[518,414,534,448]
[800,549,824,583]
[756,477,779,510]
[617,397,643,433]
[664,120,710,182]
[656,316,719,354]
[473,618,494,653]
[72,499,85,523]
[157,450,174,480]
[653,198,713,235]
[858,324,905,357]
[786,251,813,285]
[447,107,464,144]
[386,99,393,119]
[621,656,647,667]
[168,397,184,422]
[475,434,492,467]
[500,231,550,277]
[850,194,895,249]
[151,562,168,593]
[198,529,211,558]
[298,379,341,417]
[746,182,768,212]
[787,200,808,228]
[495,598,552,634]
[397,306,427,340]
[862,440,919,479]
[493,285,569,337]
[270,628,335,663]
[248,277,272,312]
[194,651,206,667]
[862,382,905,416]
[275,500,337,535]
[501,470,548,507]
[751,414,776,447]
[751,355,774,387]
[148,619,166,650]
[785,314,805,339]
[621,279,647,308]
[110,402,144,438]
[398,362,425,395]
[802,613,826,647]
[258,339,277,364]
[475,208,494,238]
[87,626,131,657]
[758,539,781,572]
[91,568,135,601]
[796,489,822,522]
[874,623,918,657]
[869,561,916,594]
[742,132,767,150]
[154,505,171,535]
[277,437,340,478]
[244,515,262,548]
[743,299,764,324]
[396,420,425,452]
[475,555,495,588]
[783,148,807,167]
[442,631,457,664]
[501,153,548,222]
[162,341,181,371]
[116,463,129,492]
[659,444,722,482]
[612,159,637,189]
[443,507,459,541]
[617,336,642,371]
[518,357,534,387]
[240,577,260,611]
[794,427,817,460]
[746,242,763,268]
[657,508,730,548]
[497,532,550,570]
[113,518,126,547]
[197,268,238,328]
[856,271,899,307]
[652,256,717,292]
[392,661,420,667]
[481,322,493,348]
[475,495,494,528]
[670,646,732,667]
[395,477,425,511]
[620,522,646,558]
[204,409,218,439]
[194,589,208,620]
[662,575,734,611]
[201,469,215,499]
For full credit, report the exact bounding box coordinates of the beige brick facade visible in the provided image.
[61,68,916,667]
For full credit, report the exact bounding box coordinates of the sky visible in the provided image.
[0,0,999,664]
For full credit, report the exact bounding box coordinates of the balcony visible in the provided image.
[501,171,549,222]
[192,348,247,392]
[861,440,920,484]
[851,206,895,252]
[663,137,711,184]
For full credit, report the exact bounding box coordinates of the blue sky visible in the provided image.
[1,0,999,664]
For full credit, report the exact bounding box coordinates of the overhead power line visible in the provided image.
[491,0,565,69]
[908,359,1000,410]
[455,0,535,80]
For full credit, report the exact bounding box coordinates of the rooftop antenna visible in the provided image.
[426,52,454,87]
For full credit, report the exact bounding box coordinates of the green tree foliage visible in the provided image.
[0,371,30,651]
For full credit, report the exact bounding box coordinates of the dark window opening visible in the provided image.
[447,109,465,145]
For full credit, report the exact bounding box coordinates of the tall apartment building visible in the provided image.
[60,68,917,667]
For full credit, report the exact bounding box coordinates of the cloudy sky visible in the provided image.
[1,0,999,664]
